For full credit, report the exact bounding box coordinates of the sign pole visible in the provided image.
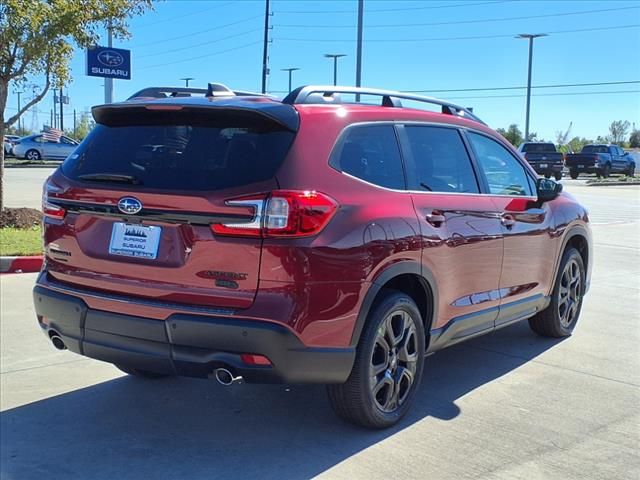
[59,87,64,131]
[105,24,113,104]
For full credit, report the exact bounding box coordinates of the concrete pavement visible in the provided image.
[1,183,639,480]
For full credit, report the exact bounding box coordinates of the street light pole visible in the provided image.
[180,77,195,87]
[516,33,548,141]
[324,54,346,86]
[281,68,300,93]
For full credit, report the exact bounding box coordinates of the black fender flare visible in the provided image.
[349,261,438,347]
[549,223,591,295]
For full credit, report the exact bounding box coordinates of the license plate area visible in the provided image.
[539,163,548,168]
[578,164,584,168]
[109,223,161,259]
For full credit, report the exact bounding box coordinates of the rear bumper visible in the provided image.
[566,164,598,173]
[530,164,563,175]
[33,285,355,384]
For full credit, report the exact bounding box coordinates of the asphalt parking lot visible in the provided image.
[1,170,639,479]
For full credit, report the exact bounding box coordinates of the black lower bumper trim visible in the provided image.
[33,285,355,384]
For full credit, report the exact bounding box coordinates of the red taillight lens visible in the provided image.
[211,190,338,238]
[42,181,66,219]
[240,354,272,366]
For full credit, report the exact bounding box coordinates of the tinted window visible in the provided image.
[521,143,556,153]
[405,126,479,193]
[332,125,405,189]
[582,145,608,154]
[468,132,534,196]
[62,122,294,191]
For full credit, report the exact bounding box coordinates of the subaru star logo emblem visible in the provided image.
[117,197,142,215]
[97,50,124,67]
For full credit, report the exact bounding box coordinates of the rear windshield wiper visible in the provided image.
[78,173,143,185]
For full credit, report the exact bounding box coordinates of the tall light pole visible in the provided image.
[281,68,300,93]
[516,33,548,141]
[355,0,363,101]
[324,54,346,86]
[180,77,194,87]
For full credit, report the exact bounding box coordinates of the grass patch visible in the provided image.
[586,175,640,185]
[0,226,43,256]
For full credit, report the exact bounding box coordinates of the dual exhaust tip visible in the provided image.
[50,333,242,386]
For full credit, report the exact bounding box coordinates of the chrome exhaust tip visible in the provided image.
[50,334,66,350]
[214,368,242,386]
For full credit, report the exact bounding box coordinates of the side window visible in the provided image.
[331,124,405,190]
[467,132,534,196]
[405,126,479,193]
[60,136,74,145]
[33,136,44,143]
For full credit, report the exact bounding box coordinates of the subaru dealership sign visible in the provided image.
[86,46,131,79]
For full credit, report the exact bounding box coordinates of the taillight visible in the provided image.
[42,181,66,220]
[211,190,338,238]
[240,354,272,366]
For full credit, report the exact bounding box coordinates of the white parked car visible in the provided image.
[12,134,79,160]
[3,135,20,155]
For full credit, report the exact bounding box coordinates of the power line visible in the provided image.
[277,0,512,14]
[136,29,262,59]
[134,2,235,29]
[129,14,263,48]
[275,6,640,28]
[406,80,640,93]
[137,41,262,71]
[275,24,640,43]
[444,90,640,101]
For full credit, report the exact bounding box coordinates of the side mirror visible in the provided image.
[536,178,562,202]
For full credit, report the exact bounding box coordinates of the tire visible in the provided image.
[116,364,170,379]
[602,163,611,178]
[554,172,562,181]
[529,247,585,338]
[327,290,426,429]
[25,149,41,160]
[569,169,578,179]
[627,165,635,177]
[544,173,551,179]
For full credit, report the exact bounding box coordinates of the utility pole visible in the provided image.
[50,109,53,129]
[15,90,22,132]
[180,77,194,87]
[73,109,77,139]
[59,87,64,131]
[281,68,300,93]
[516,33,547,141]
[324,54,346,86]
[355,0,364,101]
[261,0,271,94]
[105,23,113,103]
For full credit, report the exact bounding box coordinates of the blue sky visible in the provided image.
[7,0,640,141]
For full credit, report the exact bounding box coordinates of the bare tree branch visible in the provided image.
[4,72,51,127]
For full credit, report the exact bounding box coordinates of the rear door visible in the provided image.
[399,124,504,336]
[45,103,296,309]
[465,131,554,327]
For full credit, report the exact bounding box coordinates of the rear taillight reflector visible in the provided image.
[43,200,66,219]
[240,354,272,366]
[210,190,338,238]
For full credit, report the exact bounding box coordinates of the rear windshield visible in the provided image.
[522,143,556,153]
[581,145,608,154]
[62,121,294,191]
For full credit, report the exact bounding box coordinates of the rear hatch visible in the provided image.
[521,144,563,166]
[44,99,298,309]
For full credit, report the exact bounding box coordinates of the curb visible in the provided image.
[586,181,640,187]
[0,256,43,274]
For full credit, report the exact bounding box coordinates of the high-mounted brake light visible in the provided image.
[144,105,184,111]
[210,190,338,238]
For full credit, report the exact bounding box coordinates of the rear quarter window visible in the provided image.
[329,124,405,190]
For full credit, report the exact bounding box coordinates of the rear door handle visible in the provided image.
[426,211,446,227]
[500,213,516,229]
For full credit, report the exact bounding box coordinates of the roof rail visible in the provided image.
[127,84,270,101]
[282,85,486,125]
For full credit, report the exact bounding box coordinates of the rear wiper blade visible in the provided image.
[78,173,143,185]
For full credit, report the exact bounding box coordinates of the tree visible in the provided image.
[607,120,631,145]
[65,112,95,141]
[566,137,593,154]
[496,124,523,147]
[630,129,640,148]
[0,0,153,211]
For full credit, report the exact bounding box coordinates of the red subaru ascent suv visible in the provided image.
[33,84,592,428]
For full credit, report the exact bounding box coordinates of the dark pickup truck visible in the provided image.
[565,144,636,179]
[516,142,564,180]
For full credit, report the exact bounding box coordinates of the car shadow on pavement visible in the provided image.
[1,321,564,480]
